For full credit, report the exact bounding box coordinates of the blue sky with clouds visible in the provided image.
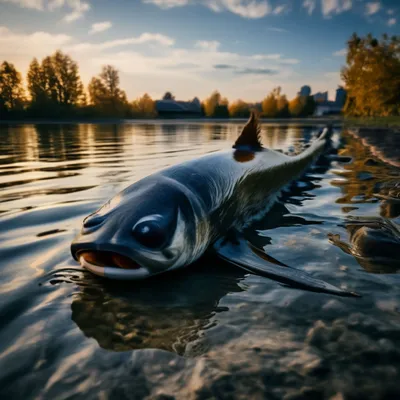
[0,0,398,101]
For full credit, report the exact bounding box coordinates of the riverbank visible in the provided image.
[344,116,400,128]
[0,116,343,125]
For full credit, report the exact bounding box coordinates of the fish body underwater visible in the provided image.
[71,115,358,297]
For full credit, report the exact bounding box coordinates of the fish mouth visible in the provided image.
[78,250,151,280]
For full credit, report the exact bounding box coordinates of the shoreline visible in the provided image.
[0,117,343,125]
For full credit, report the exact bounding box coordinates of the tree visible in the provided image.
[0,61,25,114]
[262,87,289,118]
[289,95,315,117]
[132,93,156,117]
[203,90,229,117]
[289,96,303,117]
[342,33,400,116]
[88,65,129,117]
[277,94,289,117]
[27,51,84,116]
[51,50,84,107]
[162,91,175,100]
[229,99,250,118]
[27,58,47,106]
[262,93,277,117]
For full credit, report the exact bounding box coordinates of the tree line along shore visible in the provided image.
[0,33,398,122]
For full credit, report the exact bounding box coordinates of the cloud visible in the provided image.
[388,18,396,26]
[252,53,299,64]
[236,67,277,75]
[279,58,299,65]
[321,0,352,17]
[333,48,346,56]
[267,27,288,32]
[143,0,272,19]
[213,64,278,75]
[302,0,316,15]
[0,26,73,74]
[272,4,286,15]
[365,2,380,16]
[213,64,235,69]
[143,0,188,8]
[214,0,271,18]
[63,0,90,22]
[0,25,72,57]
[195,40,220,51]
[68,33,175,52]
[0,0,44,10]
[0,0,91,21]
[205,0,221,12]
[252,53,281,60]
[89,21,112,34]
[0,25,300,103]
[48,0,64,10]
[162,62,199,69]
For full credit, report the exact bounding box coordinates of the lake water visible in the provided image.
[0,122,399,400]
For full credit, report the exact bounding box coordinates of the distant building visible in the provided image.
[155,97,202,117]
[298,85,311,97]
[313,91,328,103]
[314,102,343,116]
[313,87,348,116]
[335,87,347,107]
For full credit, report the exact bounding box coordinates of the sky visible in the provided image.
[0,0,398,102]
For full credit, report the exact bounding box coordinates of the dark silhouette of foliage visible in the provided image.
[132,93,157,117]
[88,65,129,117]
[229,99,251,118]
[26,51,84,117]
[203,91,230,117]
[0,61,25,117]
[162,92,175,100]
[289,95,315,117]
[261,87,290,118]
[342,33,400,117]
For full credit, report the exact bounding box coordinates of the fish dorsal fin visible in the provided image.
[233,112,262,151]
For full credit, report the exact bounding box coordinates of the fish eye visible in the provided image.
[132,215,167,249]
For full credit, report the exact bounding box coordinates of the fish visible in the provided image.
[71,114,359,297]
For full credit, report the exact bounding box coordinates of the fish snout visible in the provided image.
[82,214,107,232]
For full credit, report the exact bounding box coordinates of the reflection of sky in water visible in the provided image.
[0,123,399,399]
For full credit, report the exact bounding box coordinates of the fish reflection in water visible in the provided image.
[329,216,400,273]
[71,258,244,355]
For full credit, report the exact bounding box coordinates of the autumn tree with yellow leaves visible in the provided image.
[341,33,400,117]
[132,93,157,117]
[0,61,25,116]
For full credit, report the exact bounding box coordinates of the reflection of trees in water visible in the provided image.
[0,125,39,164]
[327,131,400,272]
[71,260,244,355]
[331,131,400,218]
[200,124,228,142]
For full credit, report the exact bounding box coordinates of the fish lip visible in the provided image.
[71,241,151,280]
[79,255,151,280]
[71,240,135,261]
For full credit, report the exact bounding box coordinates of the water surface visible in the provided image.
[0,122,399,399]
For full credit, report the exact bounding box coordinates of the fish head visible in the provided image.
[71,177,204,279]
